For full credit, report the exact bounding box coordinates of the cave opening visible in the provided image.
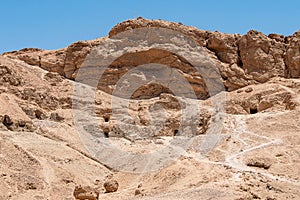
[104,131,109,138]
[104,116,110,122]
[173,129,179,136]
[250,108,258,114]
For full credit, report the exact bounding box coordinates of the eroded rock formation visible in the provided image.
[0,18,300,200]
[4,18,299,100]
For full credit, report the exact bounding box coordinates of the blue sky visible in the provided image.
[1,0,299,53]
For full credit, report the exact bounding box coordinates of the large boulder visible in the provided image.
[238,30,286,81]
[207,32,240,64]
[73,185,100,200]
[103,179,119,193]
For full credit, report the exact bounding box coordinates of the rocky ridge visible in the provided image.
[3,18,300,96]
[0,18,299,200]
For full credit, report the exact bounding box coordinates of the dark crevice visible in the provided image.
[237,49,243,67]
[250,108,258,114]
[214,53,224,63]
[284,61,290,78]
[173,129,179,136]
[104,116,110,122]
[219,73,229,92]
[224,85,229,92]
[284,36,291,44]
[38,56,41,68]
[213,72,229,93]
[220,73,228,81]
[283,45,290,78]
[104,131,109,138]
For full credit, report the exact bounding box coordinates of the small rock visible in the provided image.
[18,120,26,127]
[268,33,284,42]
[3,115,13,126]
[275,153,283,157]
[94,179,100,185]
[135,189,141,196]
[245,87,253,93]
[34,109,45,120]
[64,158,72,164]
[154,139,164,144]
[25,123,36,132]
[73,185,99,200]
[245,157,272,169]
[25,182,37,190]
[50,112,64,122]
[266,183,273,190]
[103,179,119,193]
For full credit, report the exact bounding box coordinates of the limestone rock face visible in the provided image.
[3,18,300,98]
[226,80,298,114]
[238,30,286,81]
[4,48,42,66]
[109,17,210,47]
[64,41,94,79]
[207,32,240,64]
[40,49,66,75]
[0,18,300,200]
[285,31,300,78]
[3,48,66,75]
[96,48,210,100]
[0,64,22,86]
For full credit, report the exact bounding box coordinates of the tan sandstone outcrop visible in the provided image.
[285,30,300,78]
[0,18,300,200]
[3,18,300,99]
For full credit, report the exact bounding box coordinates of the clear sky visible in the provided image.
[1,0,299,53]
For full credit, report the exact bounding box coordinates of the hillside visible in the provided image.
[0,18,300,200]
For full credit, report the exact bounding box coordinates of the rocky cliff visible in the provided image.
[4,18,300,99]
[0,18,300,200]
